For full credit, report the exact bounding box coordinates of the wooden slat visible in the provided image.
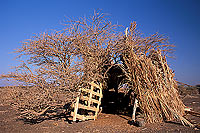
[78,114,95,120]
[78,103,99,112]
[71,112,96,121]
[80,88,103,97]
[73,97,79,121]
[80,88,90,93]
[89,82,101,89]
[88,85,93,107]
[80,96,101,104]
[93,91,103,98]
[95,86,102,118]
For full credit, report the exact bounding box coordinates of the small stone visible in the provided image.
[128,120,134,125]
[135,118,145,127]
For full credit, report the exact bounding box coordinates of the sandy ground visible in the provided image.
[0,89,199,133]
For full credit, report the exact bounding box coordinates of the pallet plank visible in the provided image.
[89,82,101,89]
[80,96,101,104]
[81,88,103,97]
[73,97,79,121]
[78,103,98,112]
[71,81,102,122]
[71,112,96,121]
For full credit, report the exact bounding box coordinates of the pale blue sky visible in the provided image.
[0,0,200,85]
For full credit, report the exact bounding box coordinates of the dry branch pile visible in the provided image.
[0,11,192,126]
[120,50,189,125]
[115,23,192,126]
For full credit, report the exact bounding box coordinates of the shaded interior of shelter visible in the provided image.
[101,89,133,117]
[100,65,136,117]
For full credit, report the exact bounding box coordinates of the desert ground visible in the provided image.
[0,86,199,133]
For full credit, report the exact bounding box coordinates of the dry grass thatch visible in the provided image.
[114,23,193,127]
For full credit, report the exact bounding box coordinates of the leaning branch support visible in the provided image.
[161,101,194,127]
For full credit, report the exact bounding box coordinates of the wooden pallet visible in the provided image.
[71,81,103,121]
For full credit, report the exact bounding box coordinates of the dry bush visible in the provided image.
[0,11,190,126]
[1,11,120,120]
